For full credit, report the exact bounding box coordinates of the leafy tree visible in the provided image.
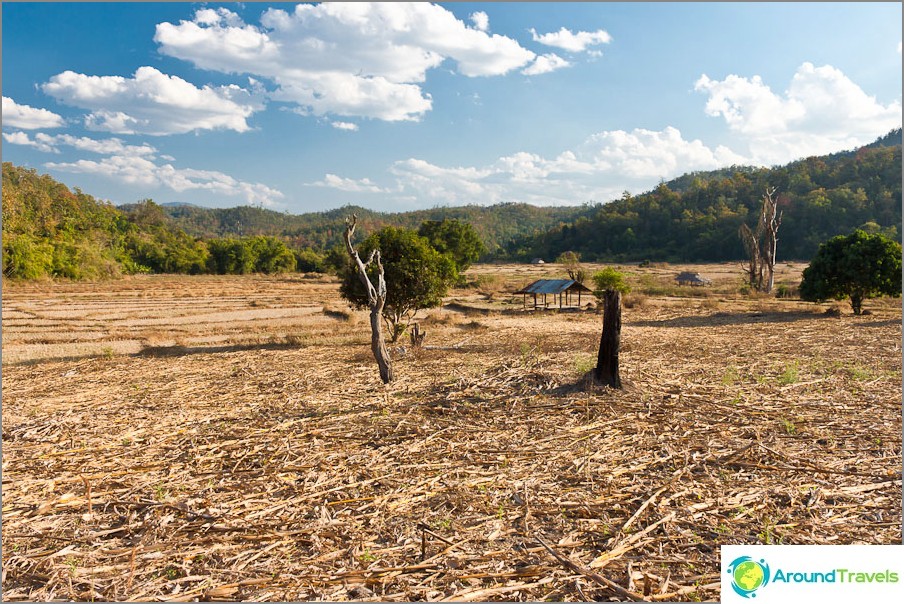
[799,229,902,314]
[2,234,54,279]
[591,268,631,300]
[294,247,325,273]
[206,238,257,274]
[556,250,587,284]
[417,219,485,272]
[321,244,351,275]
[249,236,296,273]
[340,226,457,341]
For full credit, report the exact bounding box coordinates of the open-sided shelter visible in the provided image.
[514,279,593,310]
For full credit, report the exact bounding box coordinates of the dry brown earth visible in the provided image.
[2,264,901,601]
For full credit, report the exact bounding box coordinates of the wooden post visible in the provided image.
[593,289,622,388]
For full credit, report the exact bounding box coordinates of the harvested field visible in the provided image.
[2,266,901,602]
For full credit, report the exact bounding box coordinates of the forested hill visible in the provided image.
[2,129,901,280]
[505,129,901,262]
[144,202,593,256]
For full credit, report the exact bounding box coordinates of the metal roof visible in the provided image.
[514,279,593,295]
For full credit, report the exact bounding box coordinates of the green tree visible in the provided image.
[206,238,257,274]
[340,226,457,341]
[294,247,325,273]
[249,236,296,273]
[417,219,485,272]
[800,229,902,314]
[591,267,631,301]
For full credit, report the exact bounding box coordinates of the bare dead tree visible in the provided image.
[760,186,783,294]
[344,215,394,384]
[593,289,622,388]
[739,187,783,293]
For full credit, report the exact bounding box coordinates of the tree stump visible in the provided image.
[409,323,426,348]
[593,289,622,388]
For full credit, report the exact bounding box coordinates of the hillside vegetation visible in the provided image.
[506,129,901,262]
[2,129,900,280]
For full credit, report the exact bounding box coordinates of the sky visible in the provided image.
[1,2,901,213]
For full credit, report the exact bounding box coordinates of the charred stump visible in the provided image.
[593,289,622,388]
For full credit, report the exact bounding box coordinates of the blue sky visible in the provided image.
[2,2,901,213]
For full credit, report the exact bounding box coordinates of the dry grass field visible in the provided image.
[2,263,901,602]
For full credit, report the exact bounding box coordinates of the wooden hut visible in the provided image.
[514,279,593,310]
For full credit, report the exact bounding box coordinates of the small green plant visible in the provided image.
[101,346,115,359]
[573,353,595,375]
[777,361,799,385]
[155,484,169,501]
[433,518,453,530]
[845,364,874,381]
[358,551,377,563]
[779,418,797,435]
[722,366,740,385]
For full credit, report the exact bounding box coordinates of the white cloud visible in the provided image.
[46,155,284,206]
[2,131,157,156]
[41,66,262,135]
[2,96,65,130]
[309,173,390,194]
[695,62,902,164]
[470,11,489,32]
[154,3,538,122]
[522,53,570,76]
[386,126,743,206]
[530,27,611,53]
[2,131,59,153]
[15,130,284,206]
[330,121,359,131]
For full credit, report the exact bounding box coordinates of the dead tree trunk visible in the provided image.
[761,186,782,294]
[739,186,783,293]
[593,289,622,388]
[344,215,394,384]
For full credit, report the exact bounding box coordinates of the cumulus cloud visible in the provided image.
[695,62,902,164]
[41,66,262,135]
[383,126,744,206]
[309,173,390,193]
[2,131,59,153]
[2,131,157,156]
[9,128,285,206]
[470,11,489,32]
[530,27,611,53]
[154,3,537,122]
[330,121,359,131]
[522,53,570,76]
[46,155,284,206]
[2,96,65,130]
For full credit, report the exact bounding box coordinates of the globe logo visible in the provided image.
[727,556,771,598]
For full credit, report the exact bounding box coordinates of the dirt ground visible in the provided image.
[2,264,901,601]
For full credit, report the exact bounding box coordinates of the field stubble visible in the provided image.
[1,265,901,602]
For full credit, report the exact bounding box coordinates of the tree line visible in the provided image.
[2,130,900,280]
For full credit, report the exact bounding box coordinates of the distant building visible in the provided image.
[531,258,545,264]
[675,271,712,286]
[514,279,593,310]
